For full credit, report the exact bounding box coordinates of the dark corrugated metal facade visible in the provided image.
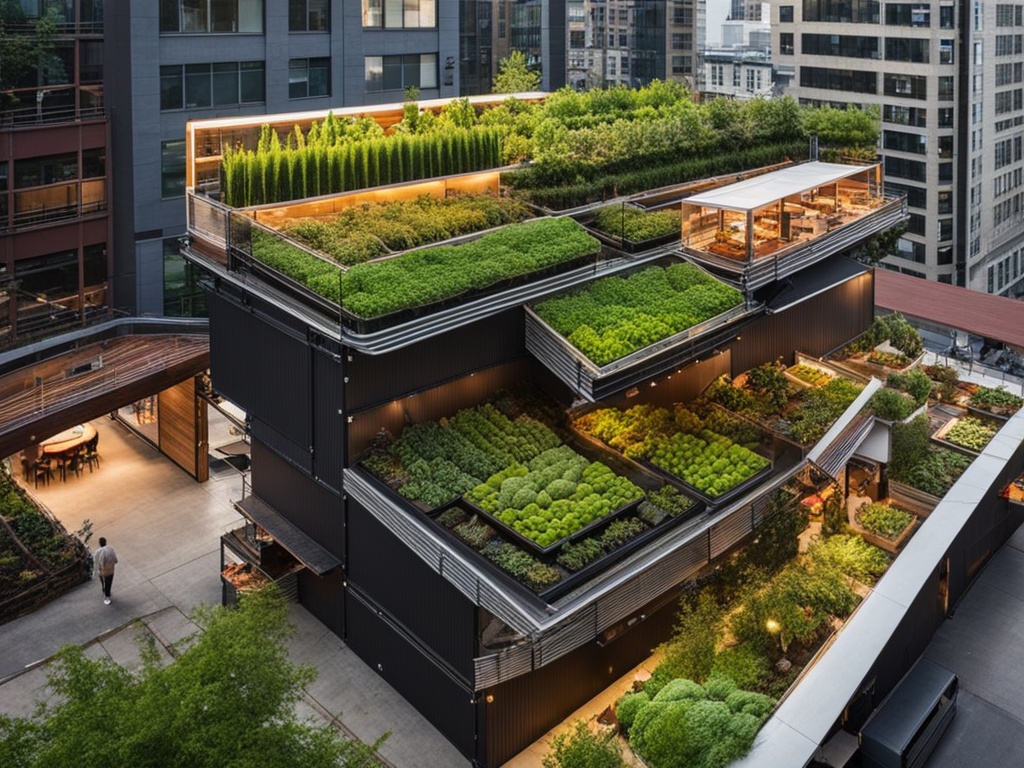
[345,309,526,410]
[347,497,477,682]
[251,441,344,560]
[312,346,345,491]
[298,569,344,637]
[208,291,313,450]
[481,591,680,768]
[729,273,874,376]
[345,590,478,761]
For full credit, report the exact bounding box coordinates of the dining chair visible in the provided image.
[33,458,53,488]
[82,435,100,472]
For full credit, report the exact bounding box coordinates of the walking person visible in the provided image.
[94,537,118,605]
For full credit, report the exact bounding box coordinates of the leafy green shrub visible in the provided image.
[789,377,863,444]
[653,678,707,703]
[657,592,723,685]
[841,312,922,358]
[710,647,768,690]
[591,205,681,242]
[534,263,743,366]
[870,388,916,421]
[746,363,790,413]
[342,217,601,318]
[542,721,625,768]
[892,446,972,497]
[886,369,934,405]
[889,414,931,474]
[970,385,1023,413]
[615,692,650,736]
[807,535,890,586]
[626,678,774,768]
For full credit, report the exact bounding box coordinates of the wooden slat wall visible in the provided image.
[159,377,206,480]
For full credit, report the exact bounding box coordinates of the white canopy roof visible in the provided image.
[682,162,873,212]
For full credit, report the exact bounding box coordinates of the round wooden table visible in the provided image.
[40,423,97,455]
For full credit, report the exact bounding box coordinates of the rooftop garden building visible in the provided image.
[177,94,1024,766]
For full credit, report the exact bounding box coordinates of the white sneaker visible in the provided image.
[104,598,111,605]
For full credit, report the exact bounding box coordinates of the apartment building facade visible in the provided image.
[773,0,1024,297]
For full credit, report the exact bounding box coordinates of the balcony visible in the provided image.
[678,162,907,290]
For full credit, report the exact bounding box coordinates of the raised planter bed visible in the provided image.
[887,480,941,519]
[853,501,918,554]
[530,257,746,369]
[931,414,1000,456]
[461,495,643,556]
[570,403,773,507]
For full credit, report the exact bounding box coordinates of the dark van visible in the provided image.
[859,657,958,768]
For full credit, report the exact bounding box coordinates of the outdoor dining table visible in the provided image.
[40,423,97,455]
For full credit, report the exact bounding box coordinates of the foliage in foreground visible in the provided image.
[542,720,625,768]
[0,587,387,768]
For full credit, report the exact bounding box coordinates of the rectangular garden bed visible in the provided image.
[569,405,774,508]
[931,414,1000,456]
[852,501,918,554]
[460,495,644,556]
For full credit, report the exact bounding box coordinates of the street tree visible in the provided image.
[0,586,388,768]
[492,50,540,94]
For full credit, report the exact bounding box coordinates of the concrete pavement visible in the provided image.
[0,417,466,768]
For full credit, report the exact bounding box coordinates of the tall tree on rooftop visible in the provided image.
[493,50,540,94]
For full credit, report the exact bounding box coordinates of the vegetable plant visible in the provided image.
[788,378,863,444]
[591,204,681,242]
[534,262,743,366]
[943,416,998,452]
[970,385,1023,413]
[575,403,769,497]
[465,446,643,548]
[856,503,915,541]
[786,364,832,387]
[343,217,601,318]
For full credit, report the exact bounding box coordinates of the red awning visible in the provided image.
[875,269,1024,351]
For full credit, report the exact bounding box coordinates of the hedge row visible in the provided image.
[222,127,502,207]
[504,141,807,211]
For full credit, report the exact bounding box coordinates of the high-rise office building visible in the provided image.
[567,0,705,90]
[0,1,109,348]
[773,0,1024,296]
[96,1,563,324]
[459,1,566,95]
